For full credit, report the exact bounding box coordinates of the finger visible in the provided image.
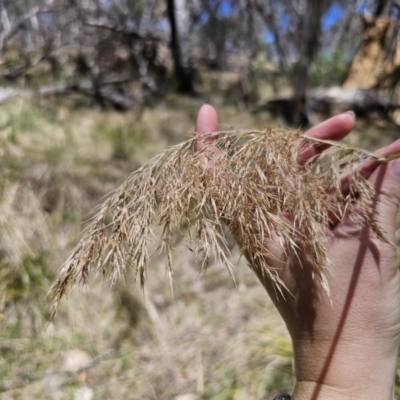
[340,138,400,195]
[195,104,219,152]
[298,112,355,164]
[327,139,400,228]
[194,104,236,228]
[366,144,400,239]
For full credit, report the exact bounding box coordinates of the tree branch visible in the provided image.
[84,16,162,42]
[252,0,289,71]
[0,5,44,54]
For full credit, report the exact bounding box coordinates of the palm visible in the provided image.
[195,104,400,395]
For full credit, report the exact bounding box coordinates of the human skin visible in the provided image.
[195,104,400,400]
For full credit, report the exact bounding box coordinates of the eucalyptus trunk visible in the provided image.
[167,0,195,94]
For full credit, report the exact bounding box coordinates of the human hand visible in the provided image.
[195,104,400,400]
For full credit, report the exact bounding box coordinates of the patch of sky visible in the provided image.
[38,11,52,25]
[279,14,290,31]
[264,31,275,43]
[197,0,238,26]
[219,0,242,17]
[322,4,344,31]
[156,18,170,33]
[262,11,294,44]
[198,11,208,25]
[220,0,232,16]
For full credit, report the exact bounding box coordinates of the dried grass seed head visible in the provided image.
[51,126,391,315]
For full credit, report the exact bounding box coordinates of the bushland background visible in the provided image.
[1,0,400,399]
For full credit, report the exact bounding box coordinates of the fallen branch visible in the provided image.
[309,87,400,117]
[84,16,163,43]
[255,87,400,125]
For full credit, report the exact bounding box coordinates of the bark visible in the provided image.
[374,0,392,16]
[245,0,260,60]
[166,0,195,94]
[291,0,326,127]
[330,0,363,52]
[0,5,42,55]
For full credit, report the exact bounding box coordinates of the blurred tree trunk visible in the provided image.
[166,0,195,94]
[291,0,326,126]
[344,1,400,99]
[374,0,392,15]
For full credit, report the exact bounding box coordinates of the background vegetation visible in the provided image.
[0,0,400,399]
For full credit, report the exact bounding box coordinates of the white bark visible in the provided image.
[174,0,191,69]
[1,8,11,35]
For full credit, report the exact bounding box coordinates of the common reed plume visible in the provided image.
[51,126,395,314]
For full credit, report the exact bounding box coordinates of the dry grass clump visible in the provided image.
[51,126,392,313]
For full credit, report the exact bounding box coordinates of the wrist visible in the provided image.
[292,380,395,400]
[291,336,398,400]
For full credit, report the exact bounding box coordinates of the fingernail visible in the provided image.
[390,158,400,181]
[345,110,356,119]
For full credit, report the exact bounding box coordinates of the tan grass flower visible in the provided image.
[50,126,392,317]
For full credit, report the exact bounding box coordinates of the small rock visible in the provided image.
[74,386,94,400]
[173,394,198,400]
